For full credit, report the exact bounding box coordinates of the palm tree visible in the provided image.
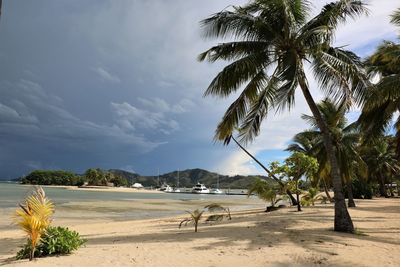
[199,0,369,232]
[286,130,334,202]
[179,209,204,233]
[14,187,55,261]
[301,187,325,206]
[360,137,400,197]
[231,136,298,205]
[359,8,400,157]
[204,203,232,221]
[287,99,367,207]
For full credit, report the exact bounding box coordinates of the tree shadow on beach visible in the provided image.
[83,206,400,258]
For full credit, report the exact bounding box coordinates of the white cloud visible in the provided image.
[215,149,261,176]
[94,67,121,83]
[137,97,196,114]
[111,101,180,134]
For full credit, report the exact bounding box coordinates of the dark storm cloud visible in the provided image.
[0,0,397,178]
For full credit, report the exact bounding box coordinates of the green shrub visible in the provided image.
[344,178,374,199]
[16,226,86,259]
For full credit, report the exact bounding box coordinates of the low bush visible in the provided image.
[16,226,86,259]
[344,178,374,199]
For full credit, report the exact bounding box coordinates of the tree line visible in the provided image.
[21,169,128,187]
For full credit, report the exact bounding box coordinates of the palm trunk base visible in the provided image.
[287,190,298,206]
[347,180,356,208]
[347,198,356,208]
[334,196,354,233]
[296,194,302,212]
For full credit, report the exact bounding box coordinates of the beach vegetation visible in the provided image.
[14,186,55,261]
[287,99,367,207]
[281,152,319,211]
[204,203,232,221]
[359,7,400,158]
[16,226,86,260]
[179,209,204,232]
[21,170,82,186]
[199,0,370,232]
[358,137,400,197]
[247,178,283,212]
[301,188,326,206]
[230,136,298,205]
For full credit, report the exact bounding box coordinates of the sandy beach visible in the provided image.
[1,198,400,267]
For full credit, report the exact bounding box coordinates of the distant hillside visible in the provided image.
[16,168,272,189]
[110,168,272,189]
[108,169,140,184]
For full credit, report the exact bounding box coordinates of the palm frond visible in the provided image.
[236,75,278,144]
[312,47,369,106]
[213,70,269,144]
[301,0,369,42]
[14,186,54,260]
[200,7,268,41]
[390,8,400,27]
[203,53,270,98]
[198,41,270,62]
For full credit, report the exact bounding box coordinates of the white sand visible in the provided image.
[1,198,400,267]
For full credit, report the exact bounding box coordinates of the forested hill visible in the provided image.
[19,168,272,189]
[110,168,272,189]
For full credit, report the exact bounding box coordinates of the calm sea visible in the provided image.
[0,182,264,227]
[0,182,252,208]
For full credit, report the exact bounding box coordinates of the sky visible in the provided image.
[0,0,398,179]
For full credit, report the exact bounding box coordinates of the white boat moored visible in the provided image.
[191,183,210,194]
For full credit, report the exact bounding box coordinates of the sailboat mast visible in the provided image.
[177,169,179,188]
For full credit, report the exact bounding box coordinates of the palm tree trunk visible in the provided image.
[29,247,35,261]
[347,179,356,207]
[322,178,333,203]
[298,68,354,233]
[296,180,302,211]
[231,136,298,205]
[378,174,388,198]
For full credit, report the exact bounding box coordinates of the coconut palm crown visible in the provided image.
[359,7,400,157]
[199,0,369,232]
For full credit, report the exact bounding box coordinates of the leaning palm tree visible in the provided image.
[231,136,297,205]
[199,0,369,232]
[14,187,55,261]
[359,8,400,157]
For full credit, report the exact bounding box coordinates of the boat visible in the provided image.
[160,183,173,192]
[210,177,223,194]
[164,185,174,192]
[191,183,210,194]
[173,169,181,192]
[210,188,223,194]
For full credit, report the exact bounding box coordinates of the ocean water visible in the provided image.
[0,182,252,208]
[0,182,265,226]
